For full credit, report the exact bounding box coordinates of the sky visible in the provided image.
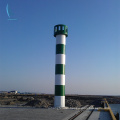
[0,0,120,95]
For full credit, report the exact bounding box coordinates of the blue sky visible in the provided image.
[0,0,120,95]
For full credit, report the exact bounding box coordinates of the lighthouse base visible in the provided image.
[54,96,65,107]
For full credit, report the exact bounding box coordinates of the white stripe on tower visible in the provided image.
[54,24,68,108]
[56,54,65,64]
[55,75,65,85]
[56,35,66,45]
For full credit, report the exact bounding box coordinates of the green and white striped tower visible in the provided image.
[54,24,68,107]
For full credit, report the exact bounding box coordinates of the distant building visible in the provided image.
[8,90,18,94]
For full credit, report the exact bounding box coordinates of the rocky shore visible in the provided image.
[0,94,120,108]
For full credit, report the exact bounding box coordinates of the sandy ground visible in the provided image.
[0,107,79,120]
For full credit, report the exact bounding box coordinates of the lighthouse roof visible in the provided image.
[54,24,68,37]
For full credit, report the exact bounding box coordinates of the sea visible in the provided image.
[109,104,120,119]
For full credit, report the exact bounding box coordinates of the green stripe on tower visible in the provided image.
[56,44,65,54]
[55,85,65,96]
[55,64,65,74]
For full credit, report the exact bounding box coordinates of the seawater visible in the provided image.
[109,104,120,119]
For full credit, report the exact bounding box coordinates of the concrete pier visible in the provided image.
[0,99,117,120]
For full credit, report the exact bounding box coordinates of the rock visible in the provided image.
[65,99,81,107]
[25,99,51,108]
[18,97,28,101]
[4,96,8,99]
[25,98,81,108]
[6,101,15,105]
[27,97,34,101]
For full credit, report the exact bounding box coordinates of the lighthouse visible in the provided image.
[54,24,68,107]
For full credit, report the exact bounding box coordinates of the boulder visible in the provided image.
[65,99,81,107]
[25,99,51,108]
